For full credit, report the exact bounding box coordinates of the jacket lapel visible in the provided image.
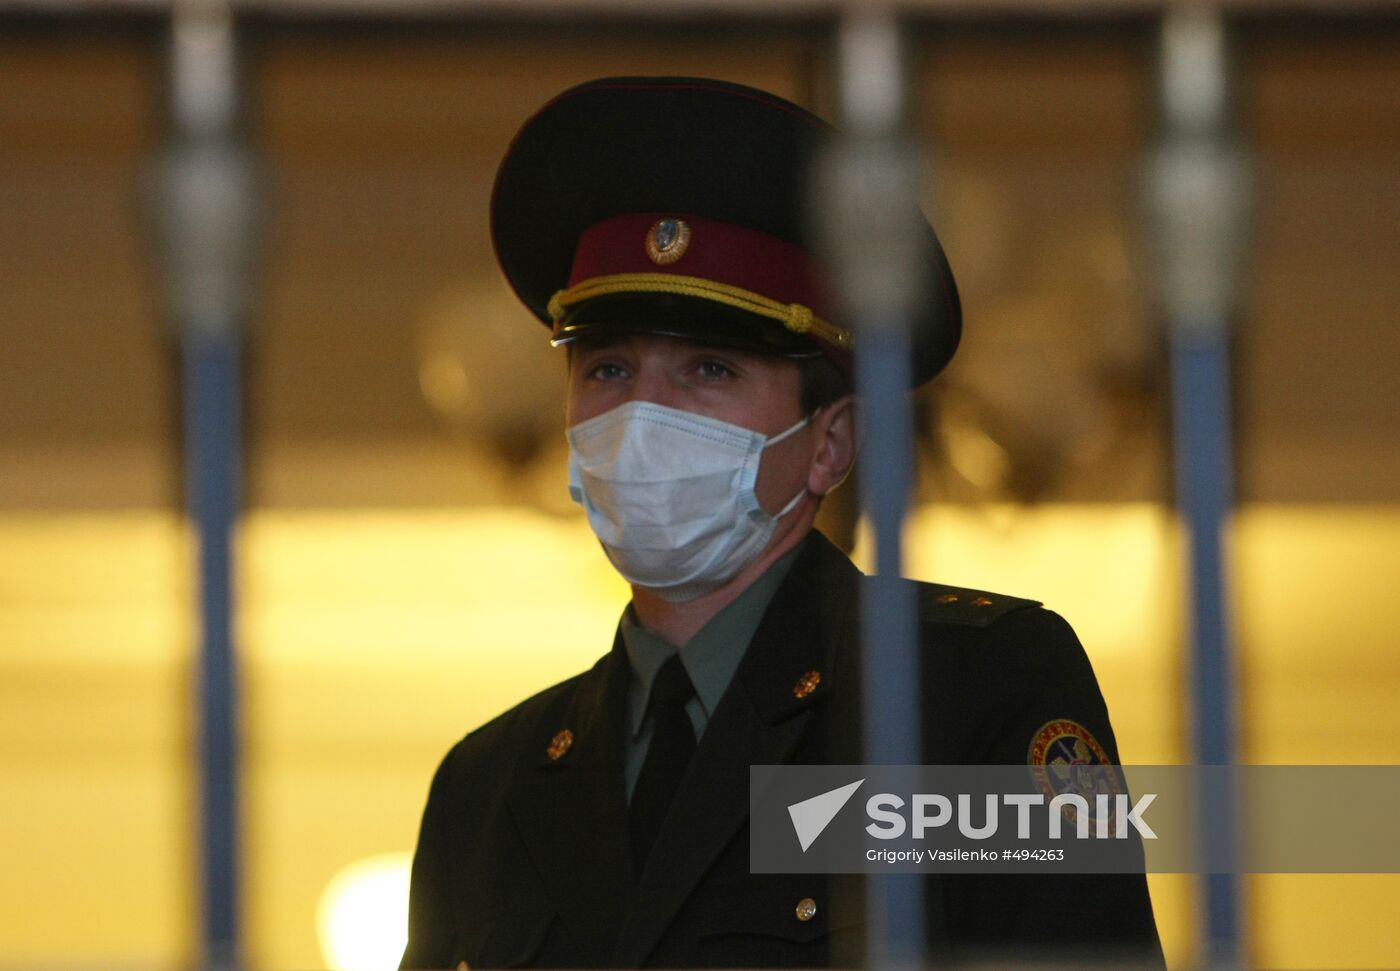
[611,533,862,967]
[506,634,636,964]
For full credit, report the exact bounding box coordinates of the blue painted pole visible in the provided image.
[150,4,258,966]
[1171,336,1237,771]
[856,322,924,969]
[1170,331,1242,966]
[184,326,244,971]
[820,11,926,969]
[1146,7,1251,966]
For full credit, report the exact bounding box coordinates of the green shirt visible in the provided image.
[620,542,803,802]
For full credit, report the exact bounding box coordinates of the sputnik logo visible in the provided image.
[787,779,865,852]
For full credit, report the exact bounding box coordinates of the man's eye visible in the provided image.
[589,362,627,380]
[699,360,735,379]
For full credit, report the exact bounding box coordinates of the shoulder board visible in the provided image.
[915,581,1041,628]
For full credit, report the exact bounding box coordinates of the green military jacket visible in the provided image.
[402,530,1163,968]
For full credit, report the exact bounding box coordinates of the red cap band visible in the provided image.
[567,213,834,323]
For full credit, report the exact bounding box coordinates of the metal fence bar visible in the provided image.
[150,2,259,966]
[1170,335,1243,965]
[183,328,245,971]
[821,9,927,968]
[1147,6,1250,966]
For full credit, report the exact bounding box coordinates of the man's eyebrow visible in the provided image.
[565,339,595,359]
[684,344,765,366]
[570,336,623,355]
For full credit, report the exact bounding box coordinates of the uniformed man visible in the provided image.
[401,76,1163,969]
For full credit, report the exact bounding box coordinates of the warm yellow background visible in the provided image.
[3,505,1398,969]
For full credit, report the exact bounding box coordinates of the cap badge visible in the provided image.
[645,218,691,265]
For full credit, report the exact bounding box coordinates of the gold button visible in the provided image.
[795,897,817,922]
[546,728,573,760]
[971,596,994,607]
[792,670,822,699]
[457,962,470,970]
[936,593,959,604]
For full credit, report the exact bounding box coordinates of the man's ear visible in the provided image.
[807,395,857,497]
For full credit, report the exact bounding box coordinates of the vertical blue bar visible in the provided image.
[1169,330,1241,965]
[183,326,242,971]
[856,322,925,967]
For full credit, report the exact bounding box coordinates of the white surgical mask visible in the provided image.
[566,400,810,602]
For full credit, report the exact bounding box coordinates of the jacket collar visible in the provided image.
[612,529,862,967]
[506,530,863,967]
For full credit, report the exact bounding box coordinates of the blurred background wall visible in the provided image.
[1,7,1397,970]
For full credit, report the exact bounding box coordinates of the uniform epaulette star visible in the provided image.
[916,582,1041,628]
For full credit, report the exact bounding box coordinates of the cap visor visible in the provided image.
[551,292,824,358]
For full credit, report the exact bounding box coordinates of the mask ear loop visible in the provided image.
[763,405,826,519]
[772,485,808,520]
[763,406,821,450]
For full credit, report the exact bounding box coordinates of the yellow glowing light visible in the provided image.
[316,852,413,971]
[418,351,473,417]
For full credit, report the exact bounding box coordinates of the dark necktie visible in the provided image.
[629,653,697,880]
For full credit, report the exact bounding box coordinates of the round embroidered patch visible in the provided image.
[1027,718,1123,834]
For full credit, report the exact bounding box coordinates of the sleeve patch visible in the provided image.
[1028,718,1110,767]
[1027,718,1125,834]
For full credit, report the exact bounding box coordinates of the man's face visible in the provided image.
[565,333,812,517]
